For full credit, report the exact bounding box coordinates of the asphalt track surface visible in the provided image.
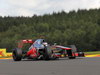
[0,57,100,75]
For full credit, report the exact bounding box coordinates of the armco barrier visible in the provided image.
[0,49,12,57]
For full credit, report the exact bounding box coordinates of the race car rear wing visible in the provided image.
[22,40,33,43]
[18,39,34,48]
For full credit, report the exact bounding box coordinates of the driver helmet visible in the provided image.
[43,42,48,45]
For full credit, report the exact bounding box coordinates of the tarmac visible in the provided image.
[0,57,100,75]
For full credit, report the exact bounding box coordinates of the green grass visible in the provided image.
[84,51,100,55]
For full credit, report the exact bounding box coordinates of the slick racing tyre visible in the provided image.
[68,52,76,59]
[67,50,76,59]
[43,46,52,60]
[13,48,22,61]
[68,56,76,59]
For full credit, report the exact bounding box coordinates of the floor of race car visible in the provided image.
[0,57,100,75]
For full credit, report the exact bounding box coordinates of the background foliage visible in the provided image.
[0,9,100,52]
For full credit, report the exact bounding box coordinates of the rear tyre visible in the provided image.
[43,46,52,60]
[13,48,22,61]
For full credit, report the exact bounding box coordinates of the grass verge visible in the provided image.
[84,51,100,55]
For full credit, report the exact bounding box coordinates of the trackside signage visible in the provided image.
[0,49,12,57]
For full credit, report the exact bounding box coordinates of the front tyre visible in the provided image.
[13,48,22,61]
[43,46,52,60]
[68,56,76,59]
[67,50,76,59]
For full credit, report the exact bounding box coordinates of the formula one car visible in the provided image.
[12,39,84,61]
